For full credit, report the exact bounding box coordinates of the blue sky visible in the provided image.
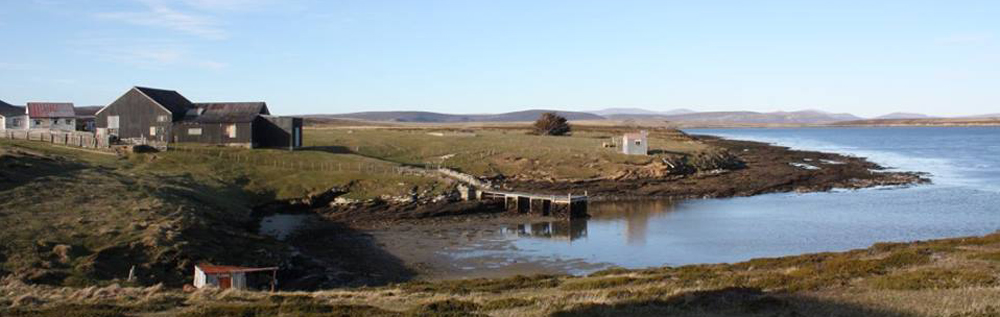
[1,0,998,117]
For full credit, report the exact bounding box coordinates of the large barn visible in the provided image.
[95,87,302,149]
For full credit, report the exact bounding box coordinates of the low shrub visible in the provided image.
[410,299,484,317]
[871,269,996,290]
[400,274,563,294]
[560,276,641,291]
[481,297,536,310]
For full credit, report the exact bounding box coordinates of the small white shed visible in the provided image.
[622,131,648,155]
[193,264,278,291]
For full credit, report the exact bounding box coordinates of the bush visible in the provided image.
[532,112,571,136]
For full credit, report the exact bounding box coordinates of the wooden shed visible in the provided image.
[193,264,278,291]
[174,102,269,148]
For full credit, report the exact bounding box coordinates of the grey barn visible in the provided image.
[95,87,302,149]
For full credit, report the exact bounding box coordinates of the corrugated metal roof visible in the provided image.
[196,264,278,274]
[26,102,75,118]
[185,102,270,123]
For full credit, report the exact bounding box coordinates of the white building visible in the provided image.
[622,131,648,155]
[26,102,76,131]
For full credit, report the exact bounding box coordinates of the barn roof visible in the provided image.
[26,102,75,118]
[134,86,195,115]
[74,106,102,117]
[196,264,278,274]
[186,102,270,123]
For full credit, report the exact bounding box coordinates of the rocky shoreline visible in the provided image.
[288,135,928,228]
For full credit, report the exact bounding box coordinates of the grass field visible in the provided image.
[305,126,713,181]
[0,137,451,288]
[3,231,1000,316]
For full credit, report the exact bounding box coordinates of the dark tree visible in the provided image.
[533,112,571,136]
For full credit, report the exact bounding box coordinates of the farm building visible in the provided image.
[26,102,76,131]
[95,86,303,149]
[622,131,648,155]
[193,264,278,291]
[74,106,102,131]
[0,100,27,131]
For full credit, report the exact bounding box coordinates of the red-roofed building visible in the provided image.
[26,102,76,131]
[193,264,278,290]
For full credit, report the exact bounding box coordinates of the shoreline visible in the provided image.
[271,136,931,287]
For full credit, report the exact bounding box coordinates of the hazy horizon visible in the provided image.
[2,0,998,117]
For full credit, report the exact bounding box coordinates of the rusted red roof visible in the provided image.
[26,102,75,118]
[196,264,278,274]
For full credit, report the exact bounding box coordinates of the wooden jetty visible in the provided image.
[461,186,588,218]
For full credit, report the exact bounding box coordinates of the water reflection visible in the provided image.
[502,220,588,241]
[499,200,680,244]
[589,200,679,246]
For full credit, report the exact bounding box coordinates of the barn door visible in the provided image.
[219,275,232,289]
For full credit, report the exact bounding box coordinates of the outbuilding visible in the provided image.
[193,264,278,291]
[26,102,76,131]
[0,100,27,131]
[622,131,648,155]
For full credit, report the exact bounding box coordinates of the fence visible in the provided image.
[1,130,112,150]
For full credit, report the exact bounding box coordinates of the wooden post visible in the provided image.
[271,269,277,292]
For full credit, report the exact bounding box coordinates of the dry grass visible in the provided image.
[303,126,718,182]
[3,231,999,316]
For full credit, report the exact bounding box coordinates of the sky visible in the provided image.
[1,0,998,117]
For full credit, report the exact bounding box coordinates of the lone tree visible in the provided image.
[533,112,571,136]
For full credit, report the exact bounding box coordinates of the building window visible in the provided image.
[34,120,42,125]
[226,124,237,138]
[149,126,157,136]
[188,128,202,136]
[635,140,641,145]
[157,115,169,122]
[11,118,19,126]
[108,116,120,129]
[64,119,73,125]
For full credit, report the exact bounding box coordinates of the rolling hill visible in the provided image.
[875,112,934,120]
[589,108,696,116]
[309,110,605,122]
[635,110,863,125]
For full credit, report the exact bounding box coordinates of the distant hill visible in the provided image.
[833,117,1000,127]
[875,112,934,120]
[654,110,863,125]
[590,108,696,116]
[965,113,1000,118]
[311,110,605,123]
[0,99,25,116]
